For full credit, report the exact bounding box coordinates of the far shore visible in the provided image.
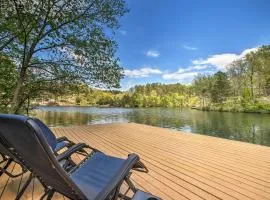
[35,104,270,114]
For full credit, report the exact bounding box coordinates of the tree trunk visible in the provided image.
[9,66,27,114]
[26,97,30,116]
[258,82,261,96]
[250,75,254,103]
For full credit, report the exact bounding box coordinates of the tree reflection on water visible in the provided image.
[33,107,270,147]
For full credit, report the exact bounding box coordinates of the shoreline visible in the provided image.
[35,104,270,114]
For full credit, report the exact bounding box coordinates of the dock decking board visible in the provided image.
[0,123,270,199]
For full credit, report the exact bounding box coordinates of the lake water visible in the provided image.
[33,106,270,147]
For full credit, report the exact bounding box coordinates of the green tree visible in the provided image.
[193,74,212,107]
[251,46,270,95]
[75,97,81,105]
[210,71,231,103]
[245,52,257,102]
[227,59,247,97]
[0,0,127,113]
[0,55,18,112]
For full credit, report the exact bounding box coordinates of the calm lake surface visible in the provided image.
[33,106,270,147]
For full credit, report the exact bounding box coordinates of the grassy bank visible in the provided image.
[197,99,270,114]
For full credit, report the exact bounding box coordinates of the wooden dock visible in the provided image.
[1,123,270,199]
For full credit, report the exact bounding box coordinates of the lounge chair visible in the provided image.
[0,114,160,200]
[0,115,90,199]
[0,118,77,178]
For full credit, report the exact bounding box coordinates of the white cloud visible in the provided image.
[124,67,162,78]
[183,45,198,51]
[146,50,160,58]
[192,47,258,70]
[177,65,209,73]
[162,65,213,82]
[163,72,199,81]
[240,47,258,57]
[120,30,127,35]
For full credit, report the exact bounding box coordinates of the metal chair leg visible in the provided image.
[40,188,54,200]
[46,189,55,200]
[0,158,12,177]
[0,153,7,164]
[40,189,50,200]
[125,174,137,193]
[15,173,33,200]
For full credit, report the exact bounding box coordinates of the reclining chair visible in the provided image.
[0,118,77,179]
[0,114,160,200]
[0,116,91,199]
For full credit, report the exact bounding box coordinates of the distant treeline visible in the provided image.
[39,83,197,108]
[84,83,198,108]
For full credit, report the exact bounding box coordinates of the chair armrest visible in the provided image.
[54,137,75,153]
[132,160,149,173]
[56,143,99,162]
[56,136,74,144]
[132,190,161,200]
[96,153,140,200]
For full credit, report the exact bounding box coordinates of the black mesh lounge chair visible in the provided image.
[0,115,90,199]
[0,118,77,178]
[0,114,159,200]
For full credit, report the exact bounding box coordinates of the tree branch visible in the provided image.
[24,0,54,67]
[11,0,26,34]
[42,1,95,39]
[33,42,70,54]
[0,35,17,51]
[0,33,11,41]
[28,65,55,75]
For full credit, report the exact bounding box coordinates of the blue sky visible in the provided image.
[114,0,270,90]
